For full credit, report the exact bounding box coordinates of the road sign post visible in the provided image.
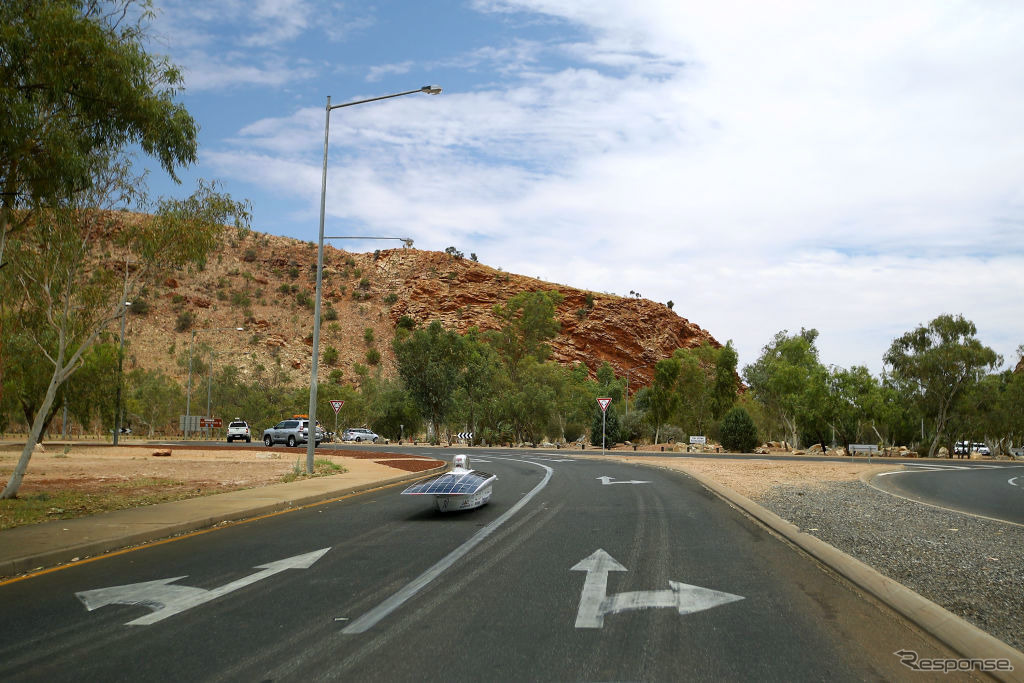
[597,398,612,455]
[330,400,344,440]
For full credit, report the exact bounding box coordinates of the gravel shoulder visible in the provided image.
[621,456,1024,653]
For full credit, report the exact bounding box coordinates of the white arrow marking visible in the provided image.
[571,549,743,628]
[597,476,651,485]
[1010,476,1019,487]
[76,547,330,626]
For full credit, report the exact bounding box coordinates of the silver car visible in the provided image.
[263,419,324,447]
[341,427,380,443]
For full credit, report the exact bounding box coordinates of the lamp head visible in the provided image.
[401,238,414,248]
[421,85,442,95]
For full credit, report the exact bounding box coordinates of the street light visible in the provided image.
[625,364,652,416]
[206,349,247,436]
[185,326,245,439]
[305,84,441,474]
[113,253,137,446]
[112,298,131,445]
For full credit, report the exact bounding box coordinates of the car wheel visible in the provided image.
[372,437,378,443]
[264,435,273,447]
[246,437,251,443]
[226,437,232,443]
[355,436,362,442]
[287,435,297,448]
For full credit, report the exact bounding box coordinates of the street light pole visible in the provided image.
[113,253,133,446]
[112,298,130,445]
[305,85,441,474]
[185,327,244,440]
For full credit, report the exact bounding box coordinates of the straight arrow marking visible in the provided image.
[76,548,330,626]
[572,549,743,628]
[597,476,651,485]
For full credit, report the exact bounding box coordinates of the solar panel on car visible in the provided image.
[402,470,496,496]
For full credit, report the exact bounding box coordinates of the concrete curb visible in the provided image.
[0,465,445,580]
[639,462,1024,681]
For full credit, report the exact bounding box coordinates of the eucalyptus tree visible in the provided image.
[0,0,250,499]
[883,314,1000,458]
[742,328,824,448]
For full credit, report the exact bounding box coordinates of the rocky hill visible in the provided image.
[119,220,723,391]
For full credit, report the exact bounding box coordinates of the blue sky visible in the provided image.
[142,0,1024,375]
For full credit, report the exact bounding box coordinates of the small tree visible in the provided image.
[591,404,621,449]
[719,406,759,453]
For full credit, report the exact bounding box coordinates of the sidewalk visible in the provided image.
[0,457,444,580]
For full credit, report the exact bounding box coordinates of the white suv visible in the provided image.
[227,420,251,443]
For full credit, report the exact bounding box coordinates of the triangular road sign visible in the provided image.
[597,397,612,413]
[330,400,345,414]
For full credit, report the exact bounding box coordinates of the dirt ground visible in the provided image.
[0,442,904,504]
[0,443,442,497]
[609,455,903,498]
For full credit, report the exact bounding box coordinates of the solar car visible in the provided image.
[401,454,496,511]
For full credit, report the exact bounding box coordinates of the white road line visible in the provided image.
[342,458,553,634]
[1010,477,1019,487]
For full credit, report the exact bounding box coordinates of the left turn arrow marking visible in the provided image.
[76,547,331,626]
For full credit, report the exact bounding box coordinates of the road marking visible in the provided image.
[597,476,651,485]
[1010,477,1019,487]
[76,548,330,626]
[571,549,743,628]
[343,458,553,634]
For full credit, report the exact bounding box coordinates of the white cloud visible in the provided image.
[202,0,1024,372]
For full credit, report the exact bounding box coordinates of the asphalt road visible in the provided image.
[871,461,1024,525]
[0,449,967,681]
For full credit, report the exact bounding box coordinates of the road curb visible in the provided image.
[640,462,1024,680]
[0,465,445,580]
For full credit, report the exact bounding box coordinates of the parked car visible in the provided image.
[263,419,324,447]
[226,420,251,443]
[341,427,380,443]
[954,441,991,455]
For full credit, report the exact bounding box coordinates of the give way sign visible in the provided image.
[596,398,612,413]
[330,400,345,414]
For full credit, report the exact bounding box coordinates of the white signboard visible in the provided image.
[330,400,345,414]
[689,435,706,445]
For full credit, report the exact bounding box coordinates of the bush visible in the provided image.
[397,315,415,330]
[129,299,149,316]
[366,348,381,365]
[719,406,759,453]
[591,405,621,448]
[175,311,194,332]
[363,327,374,344]
[324,306,338,321]
[296,291,312,308]
[243,248,257,262]
[563,421,586,443]
[323,345,339,365]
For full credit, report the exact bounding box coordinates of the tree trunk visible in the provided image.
[1,367,61,498]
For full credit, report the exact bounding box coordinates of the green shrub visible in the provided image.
[288,266,300,279]
[384,292,398,304]
[365,348,381,365]
[590,405,621,448]
[175,311,194,332]
[719,406,759,453]
[296,291,312,308]
[363,327,374,344]
[129,299,150,315]
[324,306,338,321]
[397,315,415,330]
[323,345,339,365]
[243,248,257,262]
